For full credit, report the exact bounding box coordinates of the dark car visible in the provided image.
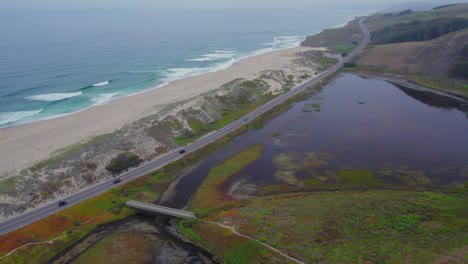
[179,149,186,154]
[113,179,121,184]
[58,201,67,207]
[244,119,248,122]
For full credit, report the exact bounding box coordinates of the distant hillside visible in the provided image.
[384,1,463,12]
[371,17,468,44]
[301,4,468,86]
[366,3,468,32]
[355,29,468,77]
[301,19,363,52]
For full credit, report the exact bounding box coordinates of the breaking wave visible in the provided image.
[0,109,43,126]
[26,92,82,102]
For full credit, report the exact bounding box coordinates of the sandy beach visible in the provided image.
[0,46,318,177]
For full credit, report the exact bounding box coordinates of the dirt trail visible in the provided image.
[0,215,97,260]
[209,221,305,264]
[0,235,67,260]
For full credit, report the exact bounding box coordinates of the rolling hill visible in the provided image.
[355,28,468,77]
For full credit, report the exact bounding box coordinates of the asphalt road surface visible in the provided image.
[0,18,370,236]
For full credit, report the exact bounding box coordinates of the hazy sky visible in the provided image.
[2,0,465,9]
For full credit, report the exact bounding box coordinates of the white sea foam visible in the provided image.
[92,81,109,87]
[26,92,82,102]
[186,50,236,62]
[212,50,235,54]
[186,57,212,62]
[274,35,302,47]
[251,47,276,56]
[162,35,304,84]
[204,53,235,59]
[249,35,304,58]
[129,70,160,74]
[261,35,302,49]
[91,92,119,106]
[162,57,238,83]
[206,58,237,74]
[163,68,200,81]
[0,109,43,126]
[275,35,300,40]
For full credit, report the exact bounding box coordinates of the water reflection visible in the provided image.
[171,74,468,205]
[394,83,468,117]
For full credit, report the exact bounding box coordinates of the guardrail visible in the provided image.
[126,200,196,219]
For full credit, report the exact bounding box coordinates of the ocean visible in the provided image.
[0,8,372,128]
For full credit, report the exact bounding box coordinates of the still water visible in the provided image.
[168,73,468,204]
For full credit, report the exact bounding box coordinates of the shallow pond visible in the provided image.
[170,74,468,201]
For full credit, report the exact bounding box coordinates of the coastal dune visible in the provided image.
[0,46,316,178]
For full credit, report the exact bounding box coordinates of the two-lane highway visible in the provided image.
[0,18,370,236]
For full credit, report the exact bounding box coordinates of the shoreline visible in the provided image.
[0,45,319,177]
[0,40,307,130]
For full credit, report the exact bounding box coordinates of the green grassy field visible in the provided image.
[187,190,467,264]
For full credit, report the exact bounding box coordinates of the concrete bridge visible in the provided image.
[126,200,196,219]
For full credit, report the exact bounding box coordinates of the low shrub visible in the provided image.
[105,152,142,173]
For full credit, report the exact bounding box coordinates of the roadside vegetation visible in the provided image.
[0,192,132,263]
[105,152,142,173]
[328,43,357,54]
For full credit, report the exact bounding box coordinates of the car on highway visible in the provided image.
[58,201,67,207]
[113,179,121,184]
[179,149,186,154]
[244,119,248,122]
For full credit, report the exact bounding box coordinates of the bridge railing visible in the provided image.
[126,200,196,219]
